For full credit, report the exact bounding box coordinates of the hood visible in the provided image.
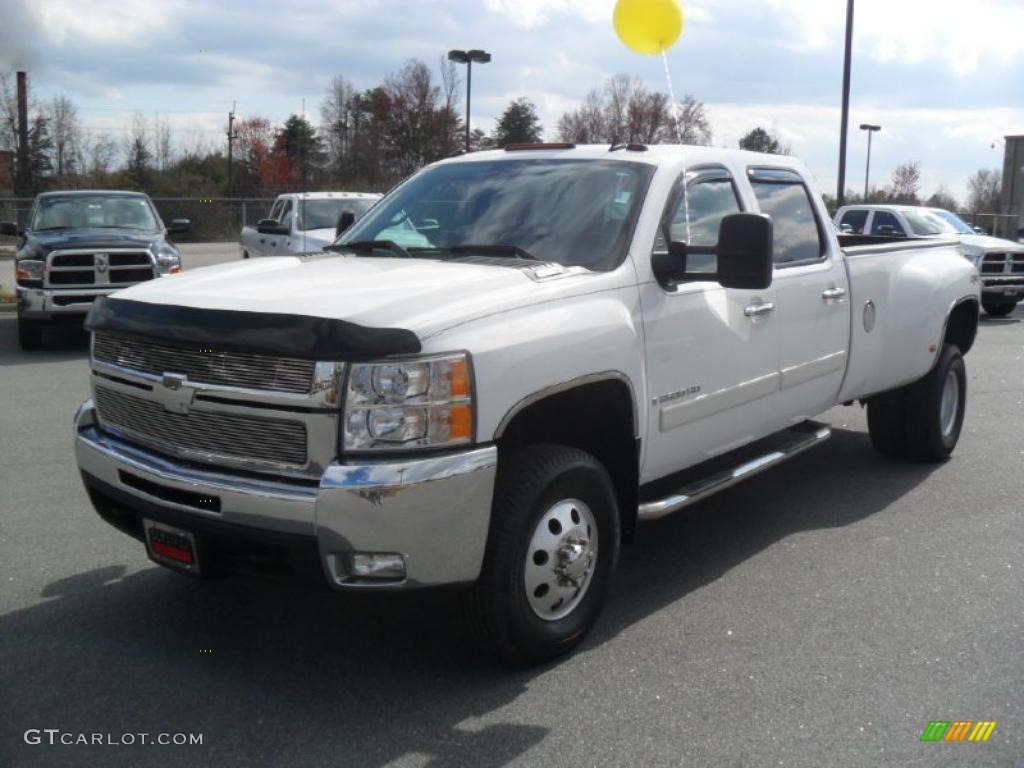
[957,234,1024,253]
[27,228,159,251]
[114,253,594,339]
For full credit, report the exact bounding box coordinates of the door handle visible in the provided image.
[744,302,775,318]
[821,287,847,301]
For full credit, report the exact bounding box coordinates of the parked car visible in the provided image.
[833,203,1024,317]
[1,190,189,350]
[75,145,978,665]
[239,192,381,258]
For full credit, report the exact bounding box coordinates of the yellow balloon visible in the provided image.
[613,0,684,55]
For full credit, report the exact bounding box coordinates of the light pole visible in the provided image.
[836,0,855,206]
[859,124,880,200]
[448,49,491,153]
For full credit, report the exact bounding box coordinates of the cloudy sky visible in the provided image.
[2,0,1022,200]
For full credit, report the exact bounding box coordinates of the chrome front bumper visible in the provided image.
[18,286,117,319]
[74,399,498,588]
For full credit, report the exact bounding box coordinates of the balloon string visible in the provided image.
[661,50,691,244]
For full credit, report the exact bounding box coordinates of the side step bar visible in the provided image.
[637,421,831,522]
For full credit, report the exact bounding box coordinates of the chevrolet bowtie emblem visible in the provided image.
[158,372,195,414]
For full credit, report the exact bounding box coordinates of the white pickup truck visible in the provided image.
[834,203,1024,316]
[75,145,979,665]
[239,191,380,258]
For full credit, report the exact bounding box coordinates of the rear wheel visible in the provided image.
[469,444,620,666]
[903,343,966,462]
[982,300,1016,317]
[242,250,250,259]
[17,313,43,351]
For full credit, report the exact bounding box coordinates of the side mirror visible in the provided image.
[972,225,986,235]
[257,218,289,236]
[654,213,773,290]
[0,221,20,237]
[166,218,191,234]
[335,211,356,238]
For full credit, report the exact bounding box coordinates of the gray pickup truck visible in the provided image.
[239,192,380,258]
[2,190,190,350]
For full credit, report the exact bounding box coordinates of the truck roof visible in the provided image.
[283,191,381,200]
[440,143,809,172]
[37,190,149,197]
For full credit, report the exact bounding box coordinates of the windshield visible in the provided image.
[903,209,952,236]
[927,208,975,235]
[339,158,655,270]
[30,195,160,232]
[297,198,376,231]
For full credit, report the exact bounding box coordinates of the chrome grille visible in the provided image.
[981,252,1024,275]
[93,333,315,394]
[94,385,308,468]
[47,250,155,288]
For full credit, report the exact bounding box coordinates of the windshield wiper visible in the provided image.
[444,244,540,261]
[325,240,412,258]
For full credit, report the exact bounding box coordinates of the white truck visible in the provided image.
[239,191,380,258]
[834,203,1023,317]
[75,145,979,665]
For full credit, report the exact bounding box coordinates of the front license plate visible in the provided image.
[1004,289,1018,297]
[143,519,201,574]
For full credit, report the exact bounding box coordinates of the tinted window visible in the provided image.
[30,195,159,232]
[870,211,905,236]
[656,177,741,274]
[297,199,376,231]
[278,200,293,225]
[840,209,868,234]
[750,181,824,265]
[343,159,655,270]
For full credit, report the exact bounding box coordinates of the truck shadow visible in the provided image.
[0,315,89,366]
[0,427,937,767]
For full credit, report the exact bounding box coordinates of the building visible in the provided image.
[1000,135,1023,240]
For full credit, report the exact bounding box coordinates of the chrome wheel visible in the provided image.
[524,498,598,621]
[940,368,960,438]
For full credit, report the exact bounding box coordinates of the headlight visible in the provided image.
[156,254,181,275]
[15,259,44,283]
[342,352,473,452]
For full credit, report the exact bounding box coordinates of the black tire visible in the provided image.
[903,343,967,462]
[866,388,908,457]
[242,251,250,259]
[470,444,620,666]
[982,300,1016,318]
[17,314,43,351]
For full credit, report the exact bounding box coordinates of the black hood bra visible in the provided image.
[85,297,422,361]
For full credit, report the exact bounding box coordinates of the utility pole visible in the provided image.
[15,71,30,197]
[836,0,855,207]
[226,101,238,197]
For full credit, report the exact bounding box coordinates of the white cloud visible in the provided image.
[764,0,1024,76]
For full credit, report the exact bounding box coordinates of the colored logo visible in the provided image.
[920,721,997,742]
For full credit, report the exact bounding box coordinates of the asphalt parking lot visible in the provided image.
[1,252,1021,767]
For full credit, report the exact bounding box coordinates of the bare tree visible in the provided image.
[320,75,355,177]
[675,95,712,146]
[151,114,174,172]
[890,161,921,204]
[966,168,1001,213]
[87,132,119,178]
[557,89,607,143]
[47,94,82,181]
[124,111,152,189]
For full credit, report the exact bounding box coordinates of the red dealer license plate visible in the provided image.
[143,519,201,575]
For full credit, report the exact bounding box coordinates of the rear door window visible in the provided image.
[748,169,826,266]
[870,211,906,236]
[840,209,868,234]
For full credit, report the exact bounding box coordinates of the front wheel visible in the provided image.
[470,444,620,666]
[17,315,43,351]
[982,300,1016,318]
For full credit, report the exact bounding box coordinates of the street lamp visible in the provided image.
[448,49,491,153]
[859,123,881,200]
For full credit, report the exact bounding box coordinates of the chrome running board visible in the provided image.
[637,421,831,522]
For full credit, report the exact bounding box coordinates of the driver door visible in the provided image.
[639,166,780,482]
